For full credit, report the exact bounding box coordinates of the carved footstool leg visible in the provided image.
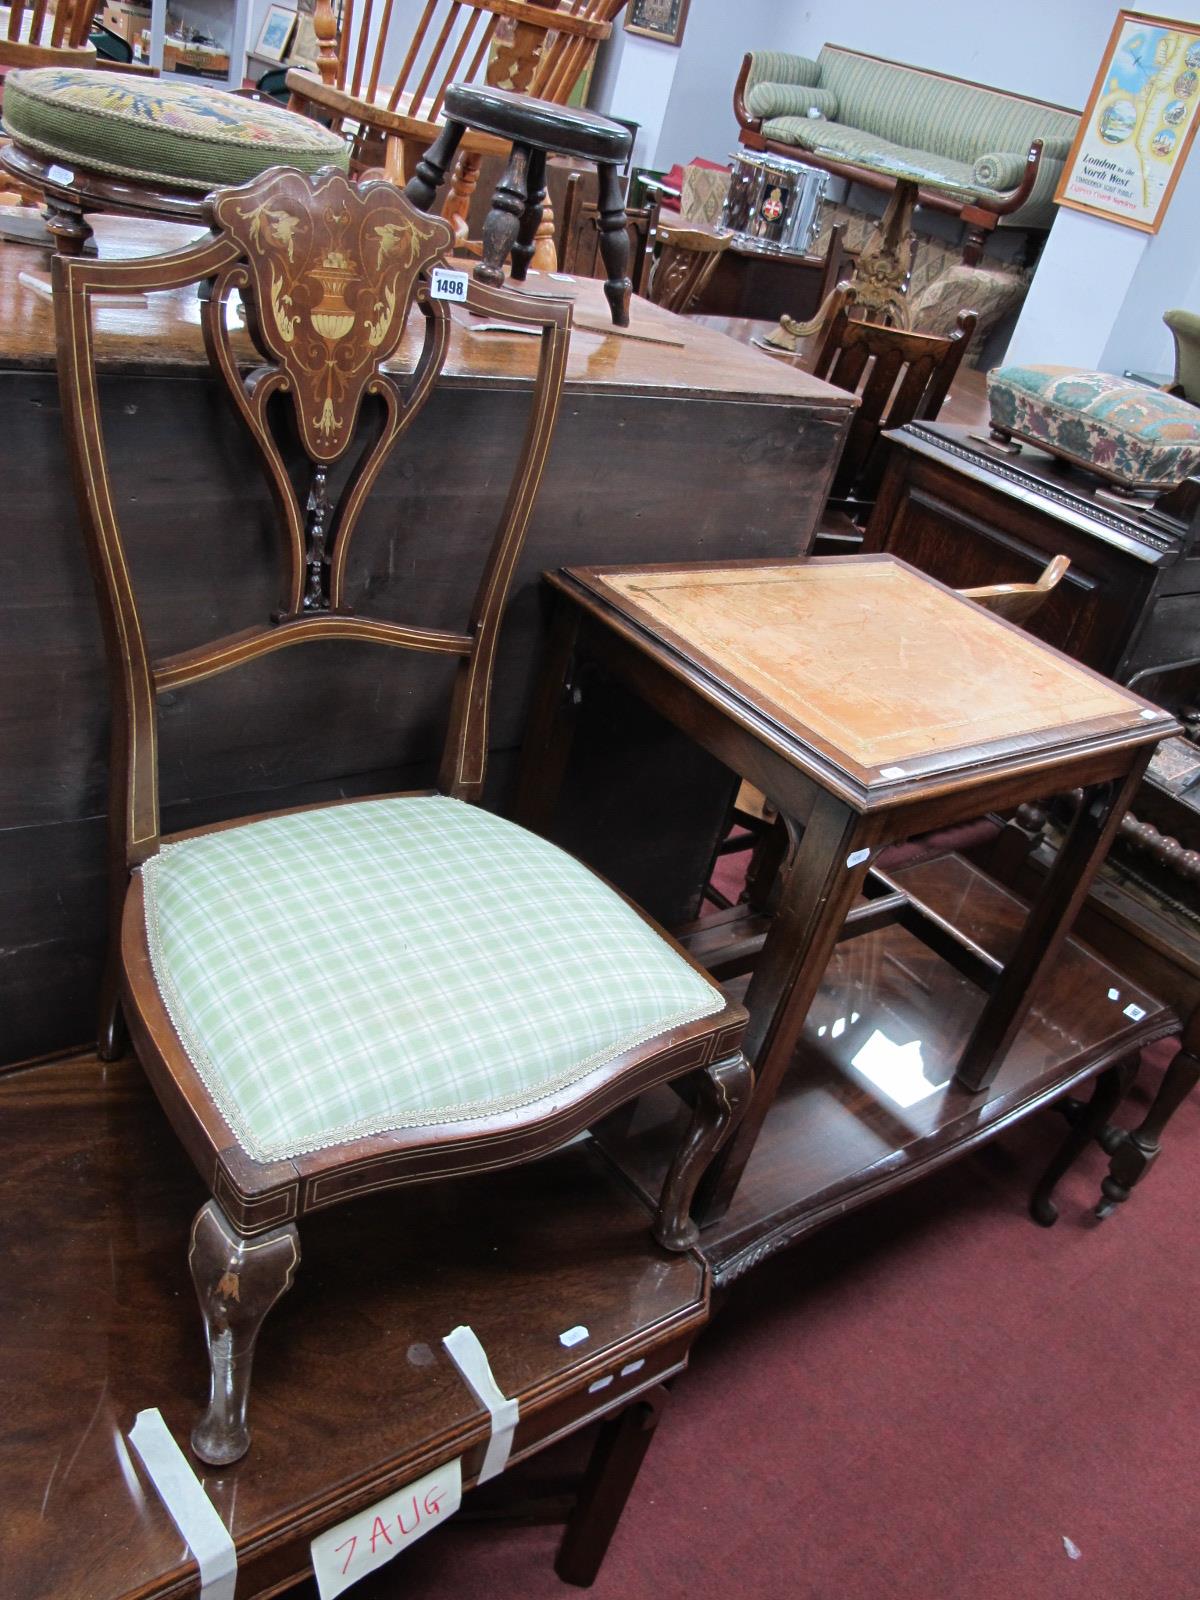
[404,118,467,214]
[1030,1060,1133,1226]
[476,142,531,288]
[189,1200,300,1466]
[595,161,632,328]
[1098,1026,1200,1217]
[510,148,546,282]
[653,1052,753,1251]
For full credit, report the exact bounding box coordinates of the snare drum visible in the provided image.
[722,150,828,255]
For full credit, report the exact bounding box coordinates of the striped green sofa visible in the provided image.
[734,45,1078,234]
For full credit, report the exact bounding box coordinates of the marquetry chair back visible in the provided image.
[52,166,571,887]
[1,0,98,67]
[557,168,656,293]
[644,215,731,315]
[960,555,1071,625]
[810,303,978,510]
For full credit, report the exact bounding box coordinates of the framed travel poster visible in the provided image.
[255,2,297,62]
[624,0,690,47]
[1056,10,1200,232]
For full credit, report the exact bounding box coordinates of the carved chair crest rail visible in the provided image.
[52,164,749,1467]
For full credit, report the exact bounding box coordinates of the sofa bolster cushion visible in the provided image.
[972,150,1028,190]
[745,50,822,92]
[747,81,838,120]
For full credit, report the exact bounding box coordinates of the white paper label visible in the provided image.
[1123,1003,1147,1021]
[429,267,469,302]
[879,766,906,779]
[311,1458,462,1600]
[846,848,871,869]
[559,1324,589,1347]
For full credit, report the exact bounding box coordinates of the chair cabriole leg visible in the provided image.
[188,1200,300,1466]
[653,1052,753,1251]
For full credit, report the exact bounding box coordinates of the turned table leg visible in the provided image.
[653,1053,754,1251]
[189,1200,300,1467]
[1030,1059,1135,1226]
[555,1386,668,1587]
[1099,1017,1200,1216]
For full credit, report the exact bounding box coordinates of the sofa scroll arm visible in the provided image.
[733,53,761,134]
[961,139,1044,263]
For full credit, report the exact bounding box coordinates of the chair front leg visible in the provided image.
[653,1052,753,1252]
[188,1200,300,1466]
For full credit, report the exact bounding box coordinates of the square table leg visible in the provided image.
[954,755,1151,1093]
[695,790,883,1223]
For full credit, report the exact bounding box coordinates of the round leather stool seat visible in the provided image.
[3,68,348,190]
[442,83,631,165]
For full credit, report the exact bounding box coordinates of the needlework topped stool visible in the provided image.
[405,84,634,326]
[986,364,1200,494]
[0,67,349,251]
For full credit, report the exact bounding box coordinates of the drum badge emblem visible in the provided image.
[760,185,784,221]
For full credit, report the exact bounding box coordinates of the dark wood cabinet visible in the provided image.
[863,423,1200,686]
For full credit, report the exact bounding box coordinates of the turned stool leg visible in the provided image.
[404,119,467,213]
[189,1200,300,1467]
[595,161,632,327]
[1098,1028,1200,1216]
[476,142,531,288]
[653,1052,753,1251]
[510,147,547,282]
[1030,1060,1133,1227]
[44,197,94,256]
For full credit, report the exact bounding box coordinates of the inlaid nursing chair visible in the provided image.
[53,165,750,1467]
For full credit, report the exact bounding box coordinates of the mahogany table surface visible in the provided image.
[0,1055,707,1600]
[560,554,1176,813]
[0,210,855,406]
[596,851,1176,1284]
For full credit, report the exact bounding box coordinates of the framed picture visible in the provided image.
[254,2,296,62]
[624,0,690,48]
[1055,10,1200,233]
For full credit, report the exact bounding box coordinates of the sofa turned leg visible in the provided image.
[653,1053,753,1251]
[189,1200,300,1467]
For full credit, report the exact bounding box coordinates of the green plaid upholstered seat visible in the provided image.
[140,795,723,1162]
[2,68,348,190]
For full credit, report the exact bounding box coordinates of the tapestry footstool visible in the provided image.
[987,364,1200,494]
[1,68,348,251]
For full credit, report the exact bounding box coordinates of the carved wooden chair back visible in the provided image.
[810,303,978,510]
[960,555,1071,625]
[557,168,656,293]
[1,0,98,67]
[644,215,731,315]
[53,166,571,888]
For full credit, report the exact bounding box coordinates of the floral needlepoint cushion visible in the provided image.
[987,364,1200,492]
[2,68,348,191]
